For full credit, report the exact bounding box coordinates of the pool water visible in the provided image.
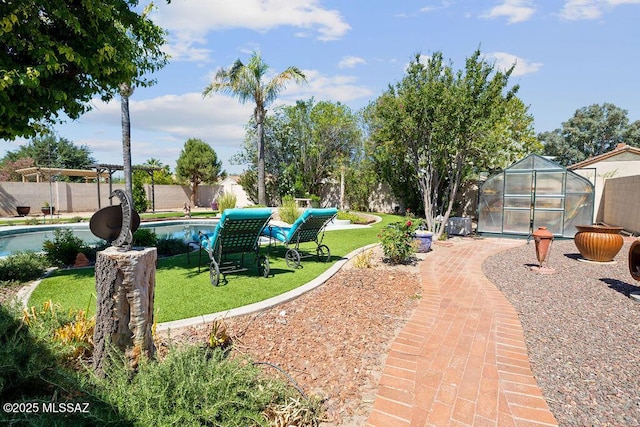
[0,220,219,258]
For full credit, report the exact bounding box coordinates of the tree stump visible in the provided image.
[93,246,157,376]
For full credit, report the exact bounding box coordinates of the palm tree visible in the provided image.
[119,82,135,198]
[203,51,306,205]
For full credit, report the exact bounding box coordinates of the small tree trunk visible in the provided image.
[257,124,266,206]
[190,180,198,207]
[93,246,157,377]
[340,165,345,210]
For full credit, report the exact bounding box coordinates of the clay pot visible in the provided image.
[574,225,624,262]
[41,206,55,215]
[532,226,554,267]
[16,206,30,216]
[629,240,640,281]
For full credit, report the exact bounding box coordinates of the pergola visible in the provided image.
[15,166,110,183]
[90,164,162,212]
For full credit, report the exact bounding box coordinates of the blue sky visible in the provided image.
[3,0,640,174]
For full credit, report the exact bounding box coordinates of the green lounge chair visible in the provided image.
[262,207,338,268]
[198,208,272,286]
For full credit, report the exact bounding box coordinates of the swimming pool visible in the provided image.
[0,220,219,257]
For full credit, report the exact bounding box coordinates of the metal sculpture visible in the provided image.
[89,189,140,250]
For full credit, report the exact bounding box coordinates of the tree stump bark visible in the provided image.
[93,246,157,376]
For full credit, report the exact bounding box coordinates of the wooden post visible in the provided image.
[93,246,157,376]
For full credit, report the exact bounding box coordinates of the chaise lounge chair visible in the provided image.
[198,208,272,286]
[262,207,338,268]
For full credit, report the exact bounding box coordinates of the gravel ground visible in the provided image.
[482,238,640,427]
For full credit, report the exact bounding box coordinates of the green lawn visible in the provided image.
[28,213,400,323]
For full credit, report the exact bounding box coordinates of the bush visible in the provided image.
[217,192,237,213]
[156,237,187,257]
[378,218,419,264]
[132,228,158,247]
[279,195,300,224]
[42,229,87,267]
[84,241,110,263]
[337,210,370,224]
[92,346,298,427]
[0,251,48,284]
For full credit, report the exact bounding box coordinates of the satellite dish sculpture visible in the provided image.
[90,189,140,250]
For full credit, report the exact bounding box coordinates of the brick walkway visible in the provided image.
[367,238,559,427]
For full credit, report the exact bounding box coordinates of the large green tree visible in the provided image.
[233,99,362,205]
[175,138,225,206]
[1,0,168,140]
[541,103,640,166]
[367,49,539,239]
[203,51,306,206]
[1,134,95,181]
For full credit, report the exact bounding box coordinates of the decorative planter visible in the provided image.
[41,206,55,215]
[16,206,30,216]
[414,231,433,253]
[532,226,554,268]
[629,240,640,281]
[574,224,624,262]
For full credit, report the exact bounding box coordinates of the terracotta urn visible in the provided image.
[629,240,640,281]
[532,226,554,267]
[574,224,624,262]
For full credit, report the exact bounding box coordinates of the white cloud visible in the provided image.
[559,0,603,19]
[82,93,253,140]
[480,0,536,23]
[559,0,640,20]
[338,56,366,69]
[154,0,350,62]
[419,1,454,13]
[53,69,373,171]
[285,69,374,104]
[487,52,543,77]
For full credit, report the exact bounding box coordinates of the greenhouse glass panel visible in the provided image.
[566,173,594,194]
[477,174,504,233]
[535,172,564,195]
[533,211,564,235]
[564,193,595,236]
[503,210,531,234]
[535,197,563,209]
[505,172,533,195]
[504,197,533,208]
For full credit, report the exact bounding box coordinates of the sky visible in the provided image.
[3,0,640,175]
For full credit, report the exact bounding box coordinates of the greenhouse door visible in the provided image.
[502,171,565,236]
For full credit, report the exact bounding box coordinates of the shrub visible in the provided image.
[279,195,300,224]
[353,249,376,269]
[337,210,370,224]
[0,251,48,283]
[217,192,237,213]
[156,237,187,257]
[0,302,61,401]
[378,219,419,264]
[92,345,299,427]
[42,229,87,267]
[132,228,158,247]
[84,241,110,263]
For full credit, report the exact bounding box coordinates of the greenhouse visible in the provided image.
[477,154,594,238]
